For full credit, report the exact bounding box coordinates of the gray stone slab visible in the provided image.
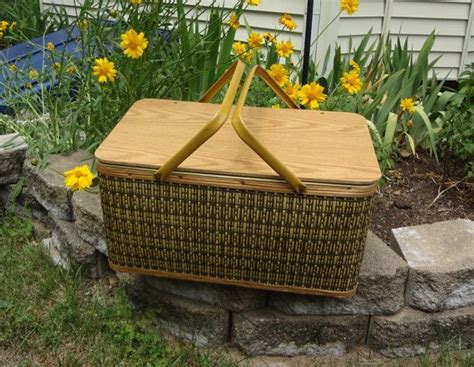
[146,276,267,312]
[130,276,229,346]
[0,134,27,184]
[50,215,96,265]
[391,219,474,312]
[41,237,69,270]
[268,231,408,315]
[23,150,93,221]
[71,190,106,254]
[232,308,368,357]
[368,306,474,357]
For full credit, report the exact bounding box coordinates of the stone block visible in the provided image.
[71,190,106,254]
[23,151,93,221]
[368,306,474,357]
[130,276,229,346]
[146,276,267,312]
[268,232,408,315]
[391,219,474,312]
[50,215,96,265]
[41,238,69,270]
[232,308,368,357]
[0,133,27,184]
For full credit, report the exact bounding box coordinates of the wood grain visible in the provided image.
[95,99,381,186]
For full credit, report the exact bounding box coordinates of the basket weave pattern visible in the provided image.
[99,174,374,293]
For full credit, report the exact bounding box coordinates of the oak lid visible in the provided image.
[95,99,381,186]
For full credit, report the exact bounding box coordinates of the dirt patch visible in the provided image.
[369,152,473,243]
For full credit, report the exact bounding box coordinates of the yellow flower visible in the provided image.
[78,19,88,30]
[247,32,264,49]
[67,65,77,74]
[341,0,359,15]
[298,83,327,110]
[284,82,301,100]
[246,0,260,6]
[400,98,415,113]
[9,64,17,72]
[340,70,362,95]
[64,165,95,191]
[272,104,281,109]
[9,21,16,31]
[263,32,277,45]
[279,14,297,31]
[268,64,289,87]
[130,0,142,5]
[53,62,61,71]
[276,39,294,58]
[350,60,360,73]
[120,29,149,59]
[0,21,8,32]
[92,57,117,83]
[47,42,55,51]
[29,69,39,81]
[232,41,252,63]
[227,14,240,30]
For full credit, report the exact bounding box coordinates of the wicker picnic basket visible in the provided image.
[95,61,381,297]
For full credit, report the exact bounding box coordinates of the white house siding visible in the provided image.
[43,0,474,79]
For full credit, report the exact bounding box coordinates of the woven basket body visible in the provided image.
[99,173,373,296]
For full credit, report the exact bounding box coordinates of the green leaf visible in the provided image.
[414,105,439,161]
[384,112,398,147]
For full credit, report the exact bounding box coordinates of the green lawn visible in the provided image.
[0,215,235,366]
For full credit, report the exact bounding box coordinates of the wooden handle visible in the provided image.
[232,66,307,194]
[154,61,245,181]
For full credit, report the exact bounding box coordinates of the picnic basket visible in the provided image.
[95,61,381,297]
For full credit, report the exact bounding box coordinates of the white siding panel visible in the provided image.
[391,1,470,20]
[390,18,468,36]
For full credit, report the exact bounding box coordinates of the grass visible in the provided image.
[0,215,235,366]
[1,214,473,366]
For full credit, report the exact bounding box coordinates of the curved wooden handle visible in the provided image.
[232,66,307,194]
[154,61,245,181]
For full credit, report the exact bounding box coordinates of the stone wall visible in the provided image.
[1,141,473,359]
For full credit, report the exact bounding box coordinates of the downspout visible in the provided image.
[301,0,314,85]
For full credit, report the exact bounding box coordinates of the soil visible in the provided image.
[369,152,474,243]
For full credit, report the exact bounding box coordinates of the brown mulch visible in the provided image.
[369,152,474,243]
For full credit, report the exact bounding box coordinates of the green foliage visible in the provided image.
[437,64,474,178]
[0,215,235,366]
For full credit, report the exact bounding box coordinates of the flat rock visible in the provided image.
[130,276,229,346]
[391,219,474,312]
[0,133,27,184]
[50,215,96,265]
[71,190,106,254]
[268,231,408,315]
[368,306,474,357]
[41,238,69,270]
[232,308,368,357]
[145,276,267,312]
[23,150,93,221]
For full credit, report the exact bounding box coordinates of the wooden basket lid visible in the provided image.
[95,99,381,187]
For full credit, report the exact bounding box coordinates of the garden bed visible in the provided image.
[370,152,473,243]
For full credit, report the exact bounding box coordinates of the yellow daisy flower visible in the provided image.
[67,65,77,74]
[263,32,277,45]
[9,64,17,72]
[279,14,297,31]
[247,32,264,49]
[298,83,327,110]
[9,21,16,31]
[120,29,149,59]
[29,69,39,81]
[232,41,252,63]
[47,42,55,51]
[130,0,142,5]
[340,70,362,95]
[92,57,117,83]
[227,14,240,30]
[52,62,61,72]
[268,64,289,87]
[341,0,359,15]
[64,165,95,191]
[276,39,294,58]
[272,104,281,109]
[400,98,415,113]
[350,60,360,73]
[246,0,260,6]
[285,82,301,101]
[0,21,8,32]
